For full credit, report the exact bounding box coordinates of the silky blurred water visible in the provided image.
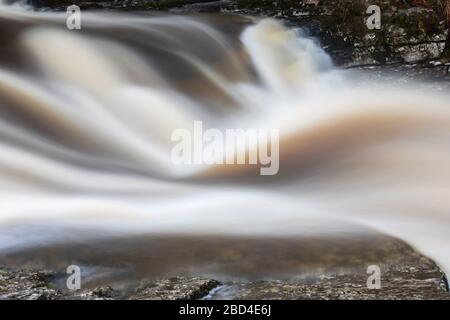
[0,3,450,280]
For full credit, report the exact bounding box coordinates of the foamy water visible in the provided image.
[0,3,450,277]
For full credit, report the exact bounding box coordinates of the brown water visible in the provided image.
[0,3,450,281]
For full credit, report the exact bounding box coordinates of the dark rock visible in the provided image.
[66,285,119,300]
[28,0,227,11]
[0,267,60,300]
[226,0,450,67]
[169,0,227,13]
[91,285,115,297]
[0,265,222,300]
[129,277,221,300]
[206,243,450,300]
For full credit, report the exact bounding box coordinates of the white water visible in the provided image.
[1,3,450,275]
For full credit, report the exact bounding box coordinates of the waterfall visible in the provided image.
[1,3,450,277]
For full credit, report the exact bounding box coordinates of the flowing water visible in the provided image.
[0,2,450,284]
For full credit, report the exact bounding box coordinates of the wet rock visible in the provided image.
[169,0,227,13]
[66,285,119,300]
[227,0,450,67]
[129,277,221,300]
[0,267,60,300]
[91,285,115,297]
[1,234,450,300]
[207,244,450,300]
[0,267,221,300]
[211,274,450,300]
[0,267,120,300]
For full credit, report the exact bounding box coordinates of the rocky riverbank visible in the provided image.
[1,235,449,300]
[0,268,221,300]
